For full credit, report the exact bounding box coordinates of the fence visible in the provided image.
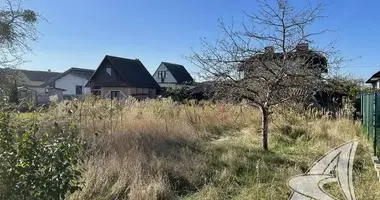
[360,92,380,155]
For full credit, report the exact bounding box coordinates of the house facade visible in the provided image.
[152,62,194,88]
[85,55,160,99]
[42,67,95,98]
[366,71,380,89]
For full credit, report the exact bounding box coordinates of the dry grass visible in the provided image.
[40,97,380,200]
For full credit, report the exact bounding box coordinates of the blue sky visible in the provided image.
[21,0,380,81]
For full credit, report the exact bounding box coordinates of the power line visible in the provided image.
[339,65,380,68]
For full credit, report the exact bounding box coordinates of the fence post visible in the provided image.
[366,93,371,139]
[367,94,370,139]
[375,92,378,156]
[360,93,364,125]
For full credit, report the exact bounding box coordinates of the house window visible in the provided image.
[135,88,149,95]
[44,87,48,94]
[158,71,167,79]
[158,71,167,83]
[149,88,156,95]
[76,85,83,95]
[106,67,112,76]
[110,91,120,100]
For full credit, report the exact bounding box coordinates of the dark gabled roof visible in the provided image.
[18,69,61,82]
[366,71,380,83]
[41,67,95,87]
[0,68,61,87]
[86,55,160,88]
[161,62,193,84]
[68,67,95,79]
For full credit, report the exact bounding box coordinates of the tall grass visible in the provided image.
[40,97,380,199]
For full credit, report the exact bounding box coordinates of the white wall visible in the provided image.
[29,87,46,94]
[55,74,90,95]
[153,63,177,84]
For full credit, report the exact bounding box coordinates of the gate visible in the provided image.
[360,92,380,155]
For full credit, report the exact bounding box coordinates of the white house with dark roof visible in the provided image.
[42,67,95,97]
[152,62,194,88]
[0,67,96,104]
[366,71,380,89]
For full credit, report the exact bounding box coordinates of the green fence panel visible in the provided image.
[360,92,380,155]
[361,94,365,134]
[367,93,373,138]
[363,94,367,131]
[366,94,369,134]
[374,93,380,153]
[370,94,373,146]
[362,93,371,136]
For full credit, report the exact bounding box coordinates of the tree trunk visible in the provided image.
[261,106,269,150]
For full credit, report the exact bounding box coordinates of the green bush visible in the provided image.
[0,106,84,200]
[163,87,190,102]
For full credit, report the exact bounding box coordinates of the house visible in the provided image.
[239,43,328,77]
[152,62,194,89]
[365,71,380,89]
[85,55,160,99]
[236,44,350,111]
[10,69,61,93]
[0,68,66,105]
[41,67,95,99]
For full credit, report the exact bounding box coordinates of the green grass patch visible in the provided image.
[181,122,380,199]
[18,112,35,119]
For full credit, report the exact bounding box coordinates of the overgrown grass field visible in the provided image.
[31,98,380,199]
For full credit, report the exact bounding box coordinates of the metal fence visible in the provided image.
[360,92,380,155]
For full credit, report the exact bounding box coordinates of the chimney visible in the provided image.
[264,46,274,54]
[296,43,308,52]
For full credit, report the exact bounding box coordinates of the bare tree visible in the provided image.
[189,0,340,150]
[0,0,39,86]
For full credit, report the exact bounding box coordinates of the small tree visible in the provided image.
[189,0,340,150]
[8,81,18,104]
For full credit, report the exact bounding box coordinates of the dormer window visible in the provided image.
[106,67,112,76]
[158,71,167,79]
[158,71,167,83]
